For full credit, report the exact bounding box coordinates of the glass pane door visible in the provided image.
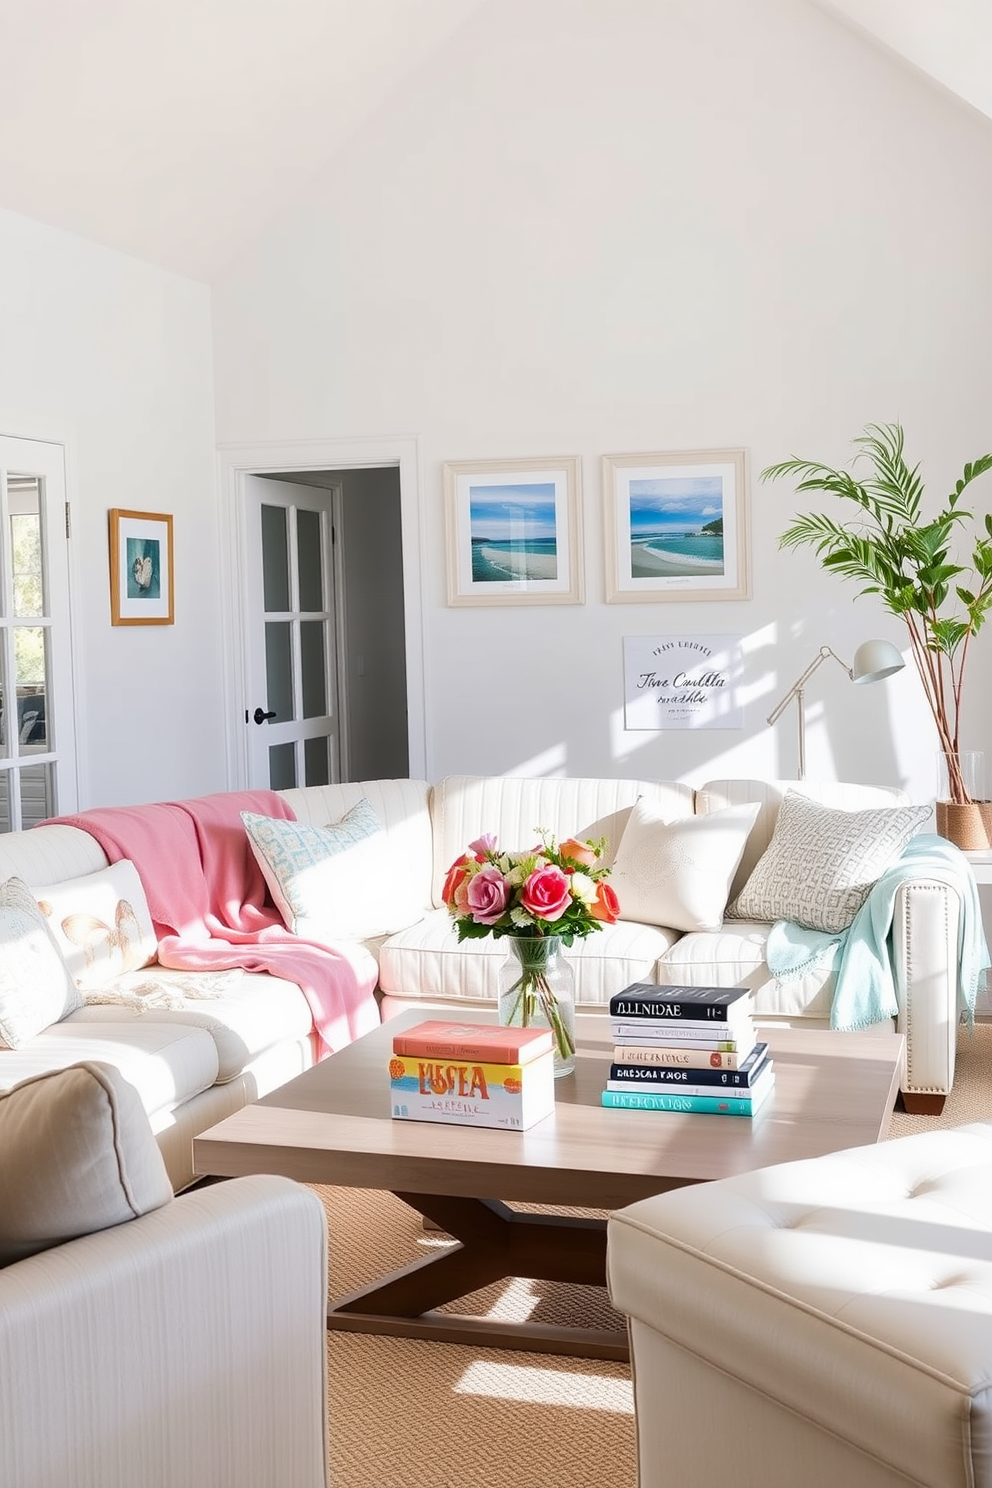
[244,476,339,792]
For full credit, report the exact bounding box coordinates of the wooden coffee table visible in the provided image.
[193,1009,904,1360]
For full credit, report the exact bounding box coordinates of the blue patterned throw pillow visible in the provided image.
[242,797,391,942]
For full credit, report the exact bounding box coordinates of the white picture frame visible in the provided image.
[444,456,583,606]
[603,448,750,603]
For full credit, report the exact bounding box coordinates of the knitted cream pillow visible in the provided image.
[0,1061,173,1267]
[728,790,932,933]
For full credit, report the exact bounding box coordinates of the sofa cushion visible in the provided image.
[0,1060,173,1266]
[0,1015,220,1127]
[0,876,82,1049]
[242,798,393,941]
[80,966,316,1082]
[728,791,932,933]
[657,920,836,1019]
[379,907,680,1007]
[611,797,760,931]
[33,860,158,989]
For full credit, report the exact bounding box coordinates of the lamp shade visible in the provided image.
[851,638,905,685]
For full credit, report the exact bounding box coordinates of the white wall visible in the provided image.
[0,205,225,805]
[212,0,992,800]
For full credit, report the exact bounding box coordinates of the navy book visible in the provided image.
[608,983,753,1021]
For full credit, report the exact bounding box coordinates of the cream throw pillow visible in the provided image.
[34,860,158,990]
[0,875,82,1049]
[611,798,761,932]
[0,1061,173,1266]
[728,790,932,933]
[242,796,391,941]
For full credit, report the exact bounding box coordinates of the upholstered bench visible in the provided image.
[607,1123,992,1488]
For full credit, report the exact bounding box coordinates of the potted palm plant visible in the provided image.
[762,422,992,846]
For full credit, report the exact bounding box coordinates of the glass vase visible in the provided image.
[497,935,576,1078]
[936,750,986,805]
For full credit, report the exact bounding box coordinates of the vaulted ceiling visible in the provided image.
[0,0,985,284]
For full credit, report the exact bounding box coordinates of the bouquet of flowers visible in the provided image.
[441,830,620,1065]
[442,830,619,941]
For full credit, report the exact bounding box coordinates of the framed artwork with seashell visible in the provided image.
[109,509,174,625]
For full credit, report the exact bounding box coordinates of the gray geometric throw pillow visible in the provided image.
[727,790,932,933]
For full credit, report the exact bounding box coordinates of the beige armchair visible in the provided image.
[0,1063,329,1488]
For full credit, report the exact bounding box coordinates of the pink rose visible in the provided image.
[520,864,571,921]
[468,833,497,856]
[466,865,510,924]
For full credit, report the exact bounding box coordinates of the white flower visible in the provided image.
[568,871,597,906]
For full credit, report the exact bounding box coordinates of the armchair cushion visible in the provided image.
[728,791,931,933]
[0,1060,173,1266]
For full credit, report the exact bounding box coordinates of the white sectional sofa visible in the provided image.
[0,774,969,1189]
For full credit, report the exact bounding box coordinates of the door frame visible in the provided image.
[216,434,427,789]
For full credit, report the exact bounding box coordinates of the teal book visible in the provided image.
[601,1077,774,1117]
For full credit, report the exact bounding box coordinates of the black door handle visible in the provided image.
[253,707,277,725]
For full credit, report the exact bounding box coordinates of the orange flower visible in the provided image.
[589,880,620,924]
[559,836,599,868]
[503,1076,522,1094]
[441,853,472,907]
[388,1058,405,1079]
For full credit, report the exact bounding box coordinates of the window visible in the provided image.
[0,438,77,829]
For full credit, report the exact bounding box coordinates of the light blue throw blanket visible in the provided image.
[764,834,990,1031]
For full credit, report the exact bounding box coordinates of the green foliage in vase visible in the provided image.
[762,423,992,801]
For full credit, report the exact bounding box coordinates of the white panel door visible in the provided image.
[0,435,77,827]
[243,476,340,791]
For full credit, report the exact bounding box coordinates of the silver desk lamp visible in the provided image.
[766,639,905,780]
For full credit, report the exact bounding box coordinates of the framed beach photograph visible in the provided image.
[603,448,750,603]
[108,509,174,625]
[444,456,583,606]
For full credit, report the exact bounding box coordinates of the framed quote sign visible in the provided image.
[623,634,744,730]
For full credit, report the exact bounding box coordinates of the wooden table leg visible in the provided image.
[325,1192,629,1360]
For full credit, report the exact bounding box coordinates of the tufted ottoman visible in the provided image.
[607,1123,992,1488]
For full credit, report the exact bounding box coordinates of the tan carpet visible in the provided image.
[318,1022,992,1488]
[888,1019,992,1136]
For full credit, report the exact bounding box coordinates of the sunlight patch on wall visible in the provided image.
[454,1359,634,1414]
[504,744,568,777]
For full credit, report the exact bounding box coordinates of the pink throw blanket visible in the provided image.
[51,791,380,1057]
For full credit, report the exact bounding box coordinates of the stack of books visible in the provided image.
[389,1019,556,1130]
[602,983,774,1117]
